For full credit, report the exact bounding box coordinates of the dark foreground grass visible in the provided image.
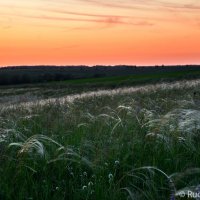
[1,81,200,199]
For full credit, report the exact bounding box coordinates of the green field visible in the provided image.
[1,74,200,199]
[1,69,200,101]
[1,65,200,86]
[64,69,200,84]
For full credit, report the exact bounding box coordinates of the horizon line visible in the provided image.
[1,63,200,68]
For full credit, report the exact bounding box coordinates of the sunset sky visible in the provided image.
[0,0,200,66]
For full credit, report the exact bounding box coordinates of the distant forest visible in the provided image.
[0,65,200,85]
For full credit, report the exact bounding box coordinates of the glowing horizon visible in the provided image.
[1,0,200,66]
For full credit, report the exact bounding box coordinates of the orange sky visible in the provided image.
[0,0,200,66]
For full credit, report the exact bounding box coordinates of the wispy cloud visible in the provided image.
[0,7,154,29]
[78,0,200,12]
[28,14,153,27]
[47,8,141,27]
[3,0,200,28]
[154,0,200,11]
[78,0,148,10]
[0,0,199,30]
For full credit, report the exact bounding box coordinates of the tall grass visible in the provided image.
[1,79,200,199]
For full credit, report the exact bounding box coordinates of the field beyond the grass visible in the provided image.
[1,78,200,200]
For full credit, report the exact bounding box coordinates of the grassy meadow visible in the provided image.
[1,76,200,199]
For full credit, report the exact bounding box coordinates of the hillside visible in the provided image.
[0,65,200,85]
